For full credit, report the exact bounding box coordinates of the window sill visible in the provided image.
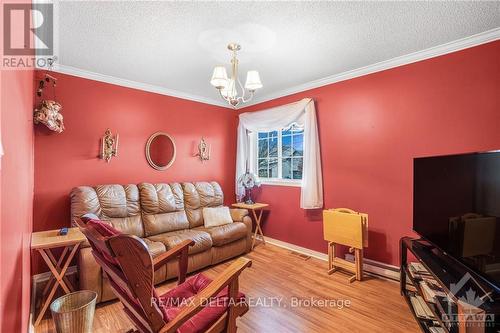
[259,179,302,187]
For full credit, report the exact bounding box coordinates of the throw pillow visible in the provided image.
[202,206,233,228]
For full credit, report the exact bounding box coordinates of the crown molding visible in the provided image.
[242,27,500,108]
[41,28,499,110]
[45,64,233,108]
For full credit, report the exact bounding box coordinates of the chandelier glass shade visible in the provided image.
[210,43,262,108]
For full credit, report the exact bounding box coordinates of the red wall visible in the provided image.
[33,72,238,272]
[33,41,500,276]
[240,41,500,266]
[0,68,35,332]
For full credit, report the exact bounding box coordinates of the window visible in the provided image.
[256,123,304,184]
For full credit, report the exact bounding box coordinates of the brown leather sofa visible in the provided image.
[70,181,252,303]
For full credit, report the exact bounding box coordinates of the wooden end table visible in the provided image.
[31,227,87,326]
[232,202,269,250]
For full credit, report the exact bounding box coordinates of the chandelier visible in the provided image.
[210,43,263,108]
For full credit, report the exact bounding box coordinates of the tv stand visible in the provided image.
[400,237,499,333]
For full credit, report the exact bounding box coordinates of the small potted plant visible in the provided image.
[237,172,261,204]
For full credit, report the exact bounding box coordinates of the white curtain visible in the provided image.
[236,98,323,209]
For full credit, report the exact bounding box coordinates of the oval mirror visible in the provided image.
[146,132,176,170]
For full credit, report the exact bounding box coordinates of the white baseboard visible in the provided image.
[344,253,400,281]
[257,236,328,261]
[259,235,400,281]
[258,235,328,261]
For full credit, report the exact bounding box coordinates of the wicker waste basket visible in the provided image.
[50,290,97,333]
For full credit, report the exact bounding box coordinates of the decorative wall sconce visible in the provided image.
[100,129,119,162]
[194,137,211,162]
[34,74,65,133]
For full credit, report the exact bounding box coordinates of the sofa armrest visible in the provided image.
[230,208,249,222]
[240,215,253,253]
[230,208,252,252]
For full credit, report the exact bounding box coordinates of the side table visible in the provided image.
[31,227,87,326]
[232,202,269,250]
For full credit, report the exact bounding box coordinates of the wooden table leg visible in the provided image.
[34,243,81,326]
[39,249,71,294]
[35,272,61,326]
[327,242,337,275]
[256,209,265,245]
[48,247,75,290]
[41,247,68,297]
[251,214,258,250]
[251,209,265,250]
[355,248,363,281]
[327,242,332,270]
[44,247,75,293]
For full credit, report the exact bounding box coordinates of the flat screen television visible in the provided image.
[413,150,500,292]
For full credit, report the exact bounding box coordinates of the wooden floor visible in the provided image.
[35,244,419,333]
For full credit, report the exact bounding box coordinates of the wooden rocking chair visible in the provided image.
[76,218,252,333]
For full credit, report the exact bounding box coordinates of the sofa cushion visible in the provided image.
[142,238,166,258]
[71,184,144,237]
[140,183,184,213]
[139,183,189,236]
[84,218,121,237]
[96,185,139,218]
[143,238,167,283]
[107,215,144,237]
[183,182,224,228]
[197,222,247,247]
[142,211,189,237]
[148,229,212,255]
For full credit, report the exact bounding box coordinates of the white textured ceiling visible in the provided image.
[55,1,500,107]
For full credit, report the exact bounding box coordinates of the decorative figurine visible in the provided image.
[33,74,65,133]
[101,129,119,162]
[194,137,211,162]
[34,100,65,133]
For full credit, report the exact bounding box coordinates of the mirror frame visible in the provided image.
[145,132,176,171]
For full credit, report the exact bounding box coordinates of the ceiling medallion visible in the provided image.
[210,43,263,108]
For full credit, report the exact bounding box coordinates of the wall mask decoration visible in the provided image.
[194,137,211,162]
[34,74,65,133]
[100,129,119,162]
[146,132,176,171]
